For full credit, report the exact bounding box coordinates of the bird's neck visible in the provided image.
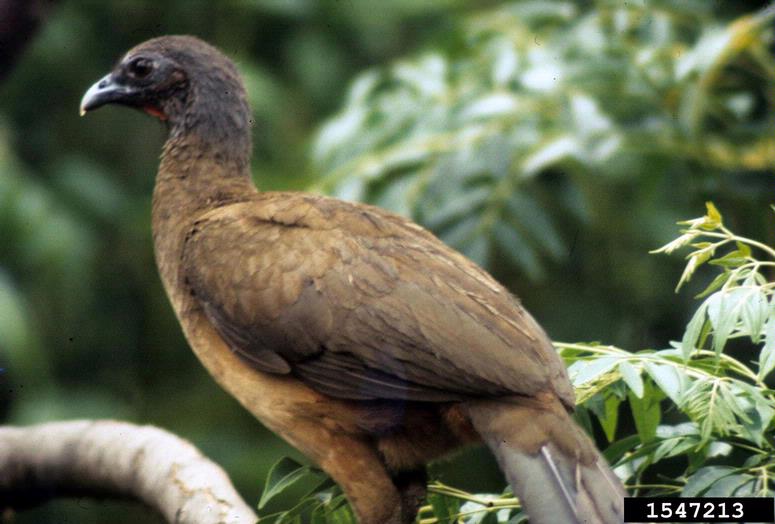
[151,131,257,296]
[155,131,256,212]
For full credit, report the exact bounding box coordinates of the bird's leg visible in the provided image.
[310,434,404,524]
[390,467,428,524]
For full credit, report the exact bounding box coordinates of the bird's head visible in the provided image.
[81,35,252,166]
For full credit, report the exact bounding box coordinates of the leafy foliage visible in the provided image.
[257,458,354,524]
[313,0,775,278]
[582,203,775,500]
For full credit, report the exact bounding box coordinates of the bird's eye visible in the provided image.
[128,58,154,79]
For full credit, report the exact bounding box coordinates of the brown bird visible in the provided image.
[80,36,625,524]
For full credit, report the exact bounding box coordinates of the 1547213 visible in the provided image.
[624,497,774,522]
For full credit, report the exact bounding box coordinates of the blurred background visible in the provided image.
[0,0,772,522]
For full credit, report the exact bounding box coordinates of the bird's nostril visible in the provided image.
[98,79,109,89]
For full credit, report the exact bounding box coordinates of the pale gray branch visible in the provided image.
[0,419,258,524]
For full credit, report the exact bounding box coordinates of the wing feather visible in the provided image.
[182,193,574,405]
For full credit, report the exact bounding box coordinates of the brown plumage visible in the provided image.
[81,35,625,524]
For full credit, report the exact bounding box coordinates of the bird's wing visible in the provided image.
[181,192,574,404]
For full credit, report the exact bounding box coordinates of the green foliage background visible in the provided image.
[0,1,773,522]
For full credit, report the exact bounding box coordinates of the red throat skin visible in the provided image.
[143,105,168,120]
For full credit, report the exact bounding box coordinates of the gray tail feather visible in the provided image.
[467,400,625,524]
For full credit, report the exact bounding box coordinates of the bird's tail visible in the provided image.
[466,396,624,524]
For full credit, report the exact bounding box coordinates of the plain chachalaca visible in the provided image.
[80,36,625,524]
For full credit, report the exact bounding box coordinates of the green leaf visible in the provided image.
[644,362,688,405]
[602,434,640,465]
[588,393,620,442]
[423,185,490,230]
[506,510,528,524]
[706,441,733,459]
[618,361,643,398]
[683,466,737,496]
[428,492,461,523]
[704,202,723,228]
[573,406,594,435]
[653,435,699,463]
[439,215,479,251]
[303,476,337,499]
[504,191,564,259]
[681,301,708,359]
[728,478,758,497]
[695,271,730,299]
[629,383,661,443]
[461,233,489,268]
[570,356,618,387]
[311,498,331,524]
[460,93,522,122]
[740,287,768,343]
[520,135,582,176]
[651,438,679,463]
[676,250,712,291]
[259,457,320,509]
[274,498,319,524]
[735,241,752,258]
[758,314,775,379]
[734,383,775,447]
[743,454,766,468]
[705,474,756,497]
[707,289,748,355]
[493,222,542,280]
[708,249,748,268]
[310,489,354,524]
[327,505,356,524]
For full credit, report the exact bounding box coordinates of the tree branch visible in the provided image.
[0,419,258,524]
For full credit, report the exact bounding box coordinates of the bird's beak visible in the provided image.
[79,73,134,116]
